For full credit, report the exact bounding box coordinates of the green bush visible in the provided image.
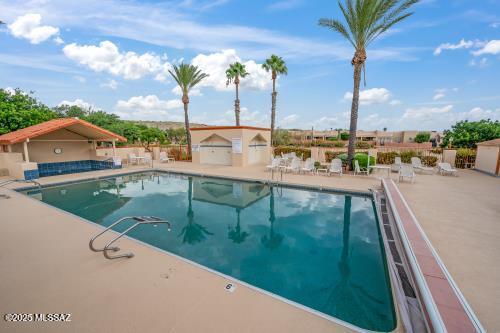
[352,153,375,169]
[274,146,311,159]
[340,132,349,140]
[334,141,345,147]
[399,150,420,163]
[325,151,347,162]
[456,148,476,159]
[415,132,431,143]
[355,141,372,149]
[421,156,438,167]
[377,151,399,164]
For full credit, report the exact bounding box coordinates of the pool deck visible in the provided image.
[1,162,499,332]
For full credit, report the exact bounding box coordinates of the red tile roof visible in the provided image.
[0,118,127,145]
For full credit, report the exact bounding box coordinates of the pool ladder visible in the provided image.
[89,216,171,259]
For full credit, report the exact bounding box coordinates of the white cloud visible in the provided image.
[267,0,303,11]
[171,85,202,96]
[402,105,453,120]
[73,75,86,83]
[279,114,299,127]
[469,57,489,68]
[191,49,271,91]
[472,40,500,56]
[100,79,118,90]
[114,95,183,120]
[343,88,391,105]
[389,100,402,106]
[63,41,172,81]
[433,93,445,100]
[466,107,500,120]
[8,13,59,44]
[57,98,95,110]
[433,39,481,55]
[53,36,64,45]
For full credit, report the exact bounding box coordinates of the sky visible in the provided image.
[1,0,499,131]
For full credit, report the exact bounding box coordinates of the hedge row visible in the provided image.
[273,146,311,159]
[376,151,438,166]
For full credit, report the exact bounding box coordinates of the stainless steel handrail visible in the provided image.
[89,216,171,259]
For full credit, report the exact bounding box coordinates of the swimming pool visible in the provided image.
[24,172,396,331]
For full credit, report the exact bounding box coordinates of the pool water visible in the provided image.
[25,172,396,331]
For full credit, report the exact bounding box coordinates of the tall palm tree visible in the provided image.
[169,63,209,157]
[226,62,249,126]
[262,55,288,145]
[319,0,419,168]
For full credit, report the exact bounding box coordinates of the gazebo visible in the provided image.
[0,118,126,180]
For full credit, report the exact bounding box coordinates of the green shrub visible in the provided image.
[399,150,420,163]
[340,132,349,140]
[352,153,375,169]
[355,141,372,149]
[334,141,345,147]
[415,132,431,143]
[455,148,476,159]
[377,151,399,164]
[325,151,347,162]
[314,161,321,169]
[274,146,311,159]
[338,153,348,166]
[421,156,438,167]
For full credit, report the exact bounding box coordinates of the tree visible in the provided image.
[414,132,431,143]
[165,127,187,144]
[273,129,292,146]
[340,132,349,141]
[0,88,56,134]
[53,104,89,119]
[319,0,419,169]
[262,55,288,145]
[168,63,209,157]
[139,127,166,151]
[226,62,249,126]
[442,120,500,148]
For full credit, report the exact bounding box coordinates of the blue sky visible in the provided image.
[1,0,499,131]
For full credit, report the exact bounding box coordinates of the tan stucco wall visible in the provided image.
[476,146,499,175]
[11,129,94,163]
[191,128,271,167]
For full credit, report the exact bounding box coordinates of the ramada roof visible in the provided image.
[0,118,127,145]
[476,138,500,147]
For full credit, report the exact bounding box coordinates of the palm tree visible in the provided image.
[169,63,209,157]
[226,62,249,126]
[319,0,419,169]
[262,55,288,145]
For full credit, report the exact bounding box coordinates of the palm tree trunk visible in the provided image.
[270,78,277,146]
[235,82,240,126]
[347,62,362,170]
[183,95,192,159]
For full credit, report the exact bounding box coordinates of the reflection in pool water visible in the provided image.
[25,172,396,331]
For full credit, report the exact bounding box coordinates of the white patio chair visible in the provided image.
[159,151,175,163]
[266,158,281,171]
[328,158,343,176]
[285,158,301,174]
[144,152,153,165]
[354,160,369,176]
[391,156,402,172]
[128,153,138,165]
[399,164,416,183]
[437,162,458,176]
[301,158,315,174]
[411,157,434,174]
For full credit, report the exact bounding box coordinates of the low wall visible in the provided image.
[96,146,146,161]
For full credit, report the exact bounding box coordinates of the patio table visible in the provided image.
[369,165,391,178]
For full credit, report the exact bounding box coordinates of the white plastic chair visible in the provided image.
[437,162,458,176]
[328,158,343,176]
[266,158,281,171]
[144,152,153,165]
[411,157,434,174]
[285,158,301,174]
[301,158,315,174]
[391,156,402,172]
[128,153,138,165]
[159,151,175,163]
[354,160,369,176]
[399,164,416,183]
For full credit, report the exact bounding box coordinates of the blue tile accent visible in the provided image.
[37,160,120,177]
[24,169,39,180]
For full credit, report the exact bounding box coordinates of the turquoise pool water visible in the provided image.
[25,172,396,331]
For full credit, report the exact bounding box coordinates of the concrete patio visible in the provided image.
[1,162,498,332]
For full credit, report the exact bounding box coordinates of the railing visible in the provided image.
[89,216,171,259]
[0,179,42,190]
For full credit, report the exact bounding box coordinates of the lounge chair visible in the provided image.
[391,156,402,172]
[411,157,434,174]
[437,162,458,176]
[301,158,315,174]
[354,160,369,176]
[284,158,301,174]
[328,158,343,176]
[399,164,416,183]
[159,151,175,163]
[266,158,281,171]
[128,153,138,165]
